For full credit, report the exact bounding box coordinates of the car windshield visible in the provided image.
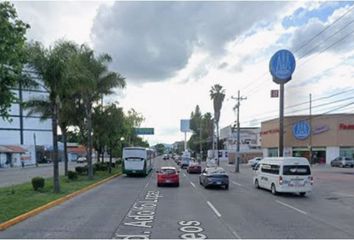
[283,165,311,175]
[160,169,176,174]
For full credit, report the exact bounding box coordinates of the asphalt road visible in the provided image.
[0,162,85,187]
[1,156,354,239]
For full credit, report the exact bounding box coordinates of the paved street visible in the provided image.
[1,156,354,239]
[0,162,85,187]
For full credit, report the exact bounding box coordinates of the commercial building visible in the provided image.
[261,114,354,164]
[219,125,262,163]
[0,86,52,168]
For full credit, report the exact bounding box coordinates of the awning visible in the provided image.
[0,145,27,153]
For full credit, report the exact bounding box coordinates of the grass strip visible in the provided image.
[0,167,121,223]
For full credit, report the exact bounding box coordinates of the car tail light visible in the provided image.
[279,176,283,185]
[309,176,314,185]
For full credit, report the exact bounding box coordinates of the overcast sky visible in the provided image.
[13,1,354,145]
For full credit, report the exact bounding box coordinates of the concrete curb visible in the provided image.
[0,172,121,231]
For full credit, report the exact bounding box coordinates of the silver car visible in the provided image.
[331,157,354,168]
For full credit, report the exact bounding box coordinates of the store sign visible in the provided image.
[271,90,279,98]
[292,120,311,140]
[260,128,280,136]
[339,123,354,130]
[313,125,330,135]
[269,49,296,84]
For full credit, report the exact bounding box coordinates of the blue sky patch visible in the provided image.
[282,2,354,28]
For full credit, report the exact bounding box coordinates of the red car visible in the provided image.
[187,163,202,174]
[157,167,180,187]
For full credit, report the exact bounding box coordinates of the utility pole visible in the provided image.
[231,90,247,173]
[309,93,312,165]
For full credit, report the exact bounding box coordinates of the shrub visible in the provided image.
[68,171,78,180]
[116,159,122,166]
[31,177,45,191]
[75,166,87,175]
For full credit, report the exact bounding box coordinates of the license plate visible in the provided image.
[216,181,222,185]
[165,180,171,183]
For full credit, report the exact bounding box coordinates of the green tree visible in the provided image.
[25,40,79,192]
[154,144,165,155]
[68,45,126,179]
[210,84,225,164]
[0,1,30,119]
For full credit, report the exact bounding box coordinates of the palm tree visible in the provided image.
[25,40,78,192]
[210,84,225,165]
[69,45,126,179]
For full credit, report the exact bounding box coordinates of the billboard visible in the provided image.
[180,119,190,132]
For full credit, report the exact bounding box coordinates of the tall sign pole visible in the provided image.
[309,93,312,164]
[269,49,296,157]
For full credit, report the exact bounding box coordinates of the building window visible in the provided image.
[340,147,354,158]
[268,148,278,157]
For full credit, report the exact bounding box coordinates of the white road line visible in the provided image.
[206,201,222,218]
[190,182,196,188]
[276,200,307,215]
[183,173,186,177]
[232,181,242,186]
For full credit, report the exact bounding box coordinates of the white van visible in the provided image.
[253,157,313,196]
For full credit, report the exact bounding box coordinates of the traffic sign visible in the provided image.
[134,128,154,135]
[269,49,296,84]
[271,90,279,98]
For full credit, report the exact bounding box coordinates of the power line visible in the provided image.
[241,5,354,97]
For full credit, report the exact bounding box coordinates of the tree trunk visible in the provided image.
[216,122,220,166]
[101,148,105,163]
[109,147,112,174]
[63,128,68,176]
[87,104,93,179]
[52,103,60,193]
[96,148,100,163]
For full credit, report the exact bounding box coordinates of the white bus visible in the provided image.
[122,147,154,176]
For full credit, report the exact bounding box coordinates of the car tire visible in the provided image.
[157,183,161,187]
[271,184,277,195]
[225,184,229,190]
[299,192,306,197]
[255,179,260,189]
[175,182,179,187]
[199,178,203,185]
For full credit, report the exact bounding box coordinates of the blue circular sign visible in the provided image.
[269,49,296,83]
[292,120,311,140]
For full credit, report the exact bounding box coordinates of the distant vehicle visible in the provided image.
[253,157,313,196]
[181,157,191,169]
[187,163,202,174]
[157,167,179,187]
[199,167,229,189]
[248,157,262,167]
[330,157,354,168]
[122,147,154,176]
[76,156,87,163]
[206,159,217,168]
[163,154,169,160]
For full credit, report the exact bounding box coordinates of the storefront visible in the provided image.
[261,114,354,165]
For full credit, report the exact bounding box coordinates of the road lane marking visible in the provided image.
[231,181,242,186]
[183,173,186,177]
[190,182,196,188]
[206,201,221,218]
[276,200,307,215]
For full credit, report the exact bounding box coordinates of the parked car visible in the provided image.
[248,157,262,167]
[253,157,313,196]
[187,163,202,174]
[330,157,354,168]
[76,156,87,163]
[199,167,229,189]
[157,167,179,187]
